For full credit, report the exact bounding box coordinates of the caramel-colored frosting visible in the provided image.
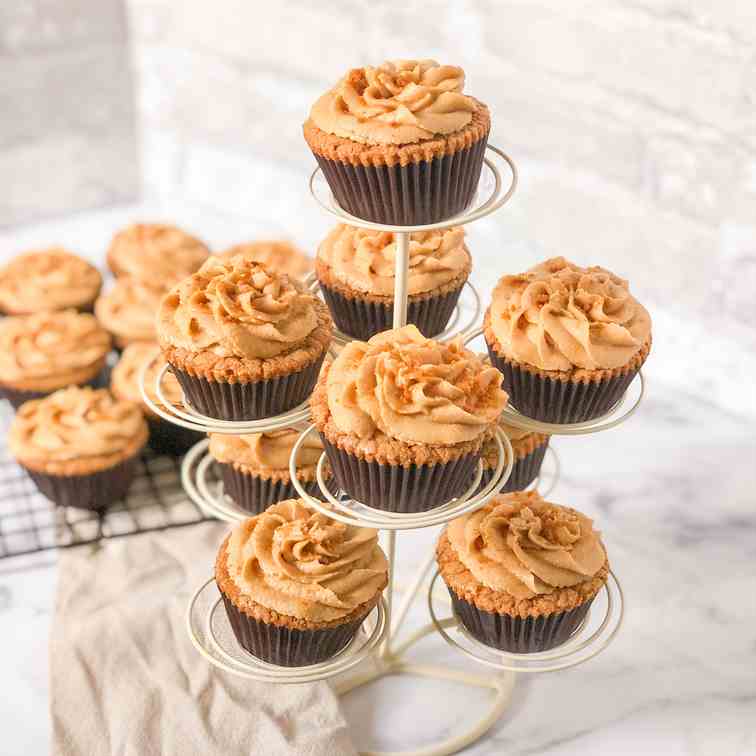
[447,491,606,600]
[327,325,507,445]
[0,310,110,383]
[489,257,652,371]
[95,278,166,343]
[110,342,183,411]
[157,257,319,360]
[318,225,468,296]
[310,60,476,145]
[226,500,388,622]
[108,223,210,284]
[209,429,323,471]
[218,241,313,279]
[0,248,101,314]
[8,386,146,464]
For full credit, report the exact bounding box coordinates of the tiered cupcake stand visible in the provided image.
[141,145,643,756]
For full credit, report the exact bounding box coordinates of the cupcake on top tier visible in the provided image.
[95,277,167,350]
[157,256,332,421]
[479,421,549,494]
[304,59,490,225]
[218,240,313,280]
[485,257,652,423]
[110,343,204,456]
[0,248,102,315]
[8,386,148,510]
[316,225,471,339]
[311,325,508,513]
[215,499,388,666]
[0,310,111,408]
[209,430,332,515]
[107,223,210,285]
[437,490,608,653]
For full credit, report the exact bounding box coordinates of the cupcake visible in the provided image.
[303,60,490,225]
[479,421,550,493]
[215,499,388,666]
[0,310,111,408]
[157,257,332,421]
[106,223,210,284]
[316,225,471,339]
[95,277,167,350]
[0,247,102,315]
[218,240,313,280]
[110,343,205,456]
[209,430,332,514]
[484,257,652,423]
[8,386,149,511]
[437,491,608,653]
[310,325,508,513]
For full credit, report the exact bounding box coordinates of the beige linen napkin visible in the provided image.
[50,522,357,756]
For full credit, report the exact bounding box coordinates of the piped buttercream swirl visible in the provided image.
[447,491,606,600]
[157,257,319,360]
[489,257,652,371]
[310,59,476,145]
[326,325,507,445]
[226,500,388,622]
[209,429,324,471]
[218,241,313,279]
[318,225,469,296]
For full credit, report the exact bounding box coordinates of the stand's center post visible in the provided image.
[392,231,410,329]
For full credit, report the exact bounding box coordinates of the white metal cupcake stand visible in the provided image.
[141,145,644,756]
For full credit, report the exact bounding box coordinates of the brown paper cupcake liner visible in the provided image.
[169,353,326,421]
[313,136,488,226]
[0,368,108,410]
[478,438,549,494]
[146,416,205,457]
[449,588,595,653]
[319,282,463,340]
[487,346,641,424]
[218,462,334,515]
[219,591,368,666]
[22,453,141,511]
[321,437,479,514]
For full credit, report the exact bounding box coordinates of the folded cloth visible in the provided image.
[50,522,356,756]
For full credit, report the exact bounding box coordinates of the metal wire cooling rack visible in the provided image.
[0,405,210,560]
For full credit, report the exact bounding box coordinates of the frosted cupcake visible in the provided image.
[0,248,102,315]
[485,257,652,423]
[437,491,608,652]
[95,277,167,350]
[215,499,388,665]
[107,223,210,285]
[311,325,508,513]
[110,343,204,456]
[157,257,332,421]
[9,387,148,510]
[304,60,490,225]
[217,240,313,280]
[0,310,111,408]
[316,225,471,339]
[209,430,332,514]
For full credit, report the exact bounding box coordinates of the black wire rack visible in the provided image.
[0,405,211,560]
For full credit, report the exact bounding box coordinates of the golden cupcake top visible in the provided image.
[209,429,324,471]
[446,491,606,600]
[309,59,477,145]
[95,277,167,343]
[0,310,111,382]
[224,499,388,622]
[157,257,321,360]
[107,223,210,285]
[0,248,102,314]
[326,324,508,445]
[110,342,183,412]
[488,256,652,371]
[8,386,147,464]
[218,240,313,279]
[318,225,469,296]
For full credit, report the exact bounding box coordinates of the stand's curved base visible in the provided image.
[336,657,515,756]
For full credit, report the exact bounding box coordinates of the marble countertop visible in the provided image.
[2,203,755,755]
